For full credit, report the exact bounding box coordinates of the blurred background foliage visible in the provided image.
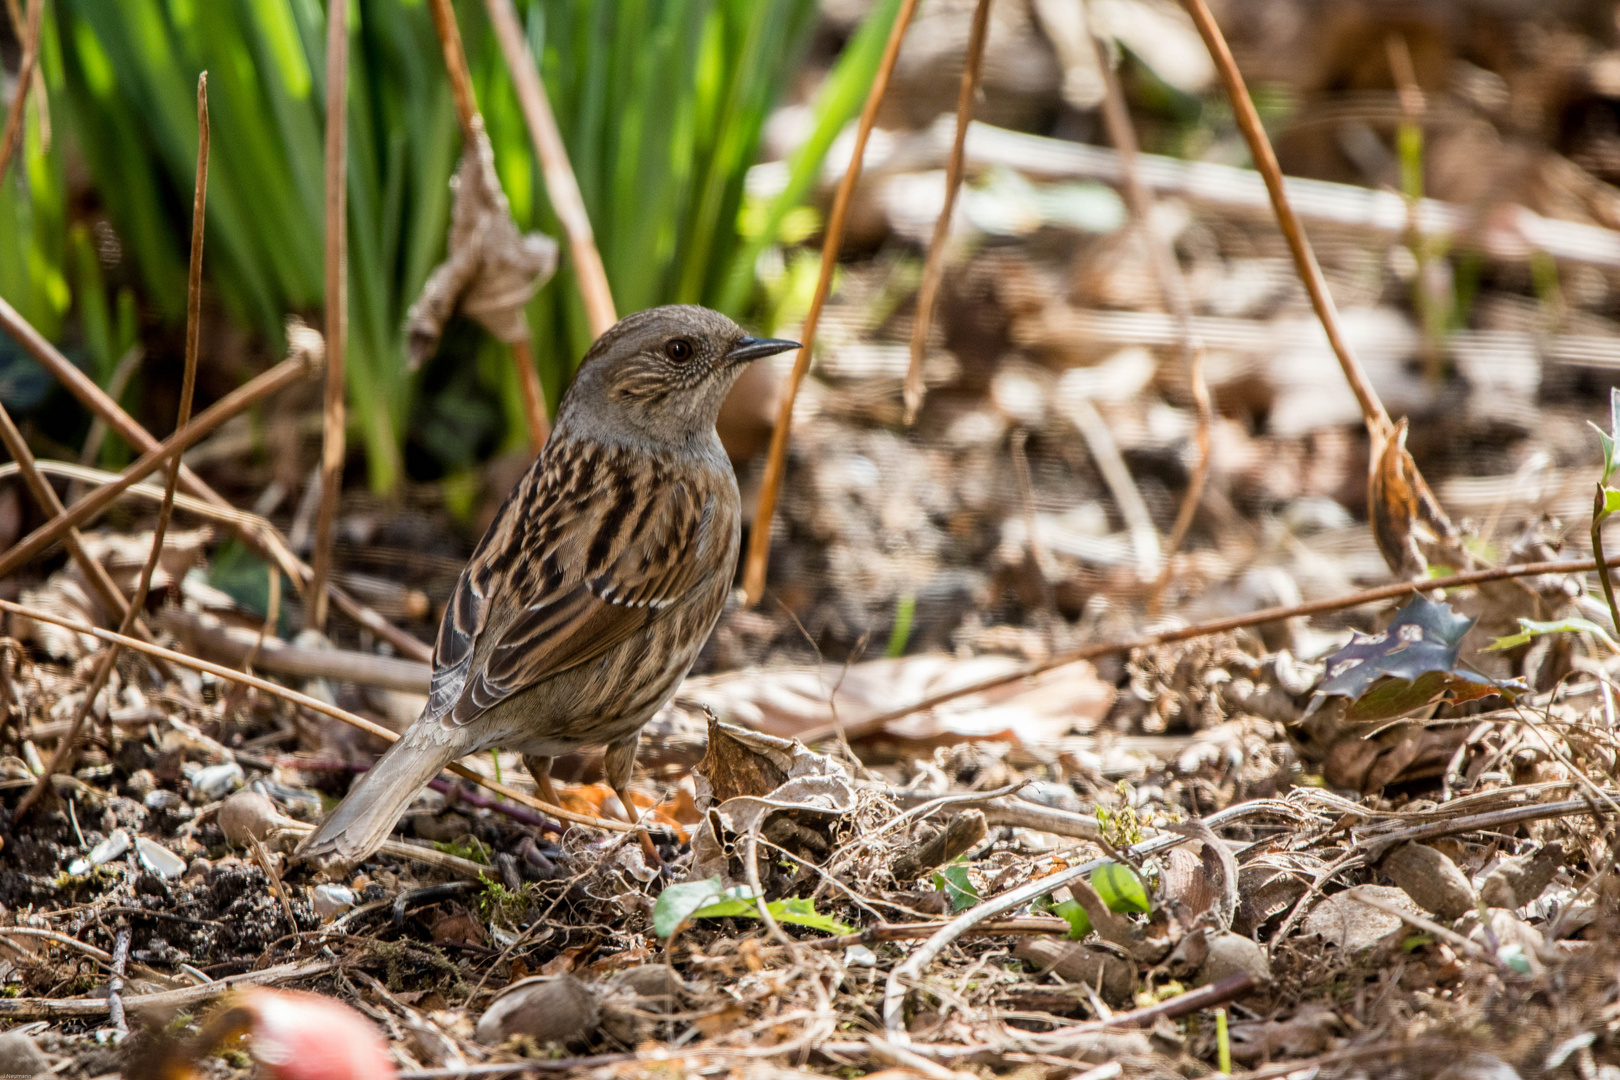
[0,0,901,492]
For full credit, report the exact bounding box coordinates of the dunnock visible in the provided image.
[297,306,798,868]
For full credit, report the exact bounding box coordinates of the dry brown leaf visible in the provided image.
[406,118,558,368]
[1368,418,1463,577]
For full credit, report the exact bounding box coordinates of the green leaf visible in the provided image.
[933,857,979,912]
[1308,594,1523,723]
[1090,861,1151,914]
[1605,487,1620,516]
[768,897,854,935]
[1488,616,1619,653]
[652,876,726,938]
[1052,899,1091,940]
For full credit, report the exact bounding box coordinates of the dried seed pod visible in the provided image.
[475,975,599,1048]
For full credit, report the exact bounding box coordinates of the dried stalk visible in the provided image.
[902,0,991,424]
[0,351,315,579]
[797,554,1620,744]
[0,959,337,1020]
[484,0,616,337]
[742,0,923,604]
[18,73,209,818]
[0,0,41,181]
[307,0,349,632]
[1178,0,1391,438]
[0,596,634,833]
[0,403,170,677]
[0,299,429,660]
[428,0,553,451]
[510,337,550,450]
[1084,9,1214,607]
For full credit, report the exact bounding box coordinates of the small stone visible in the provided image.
[183,857,212,881]
[190,761,245,802]
[1196,931,1272,987]
[312,884,356,922]
[125,769,156,799]
[1480,844,1563,910]
[1382,843,1476,920]
[218,790,280,848]
[475,976,599,1047]
[0,1030,49,1077]
[613,965,682,1009]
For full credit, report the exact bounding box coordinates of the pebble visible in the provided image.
[475,975,599,1047]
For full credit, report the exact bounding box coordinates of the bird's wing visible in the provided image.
[423,446,715,728]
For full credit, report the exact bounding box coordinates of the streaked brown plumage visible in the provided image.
[297,306,798,869]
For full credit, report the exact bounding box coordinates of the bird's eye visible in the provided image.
[665,338,693,362]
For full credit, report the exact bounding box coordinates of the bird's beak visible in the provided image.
[726,335,800,366]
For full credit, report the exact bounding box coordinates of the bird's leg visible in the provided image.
[604,735,660,865]
[522,754,563,810]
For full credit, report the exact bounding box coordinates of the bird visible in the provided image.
[296,305,799,870]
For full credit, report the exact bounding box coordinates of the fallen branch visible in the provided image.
[799,555,1618,745]
[742,0,922,604]
[159,608,429,693]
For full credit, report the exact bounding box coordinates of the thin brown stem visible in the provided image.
[0,0,41,182]
[307,0,349,632]
[0,596,634,833]
[509,337,550,451]
[18,74,209,819]
[1084,12,1214,608]
[903,0,991,425]
[1178,0,1391,439]
[0,350,315,582]
[742,0,922,604]
[796,554,1620,745]
[0,402,170,677]
[0,297,429,660]
[428,0,480,141]
[485,0,617,337]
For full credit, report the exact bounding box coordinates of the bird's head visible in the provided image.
[555,305,798,448]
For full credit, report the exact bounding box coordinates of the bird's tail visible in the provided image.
[296,729,456,871]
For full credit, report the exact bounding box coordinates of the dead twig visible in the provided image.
[0,345,318,581]
[742,0,922,604]
[799,555,1620,744]
[106,926,130,1036]
[0,596,634,834]
[484,0,616,338]
[0,959,338,1019]
[903,0,991,424]
[0,403,171,678]
[307,0,349,632]
[425,0,555,451]
[0,0,41,181]
[0,296,428,662]
[18,73,208,818]
[1178,0,1388,438]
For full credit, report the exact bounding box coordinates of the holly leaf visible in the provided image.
[1308,595,1521,722]
[769,897,855,935]
[933,857,979,911]
[1488,616,1619,653]
[654,879,854,937]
